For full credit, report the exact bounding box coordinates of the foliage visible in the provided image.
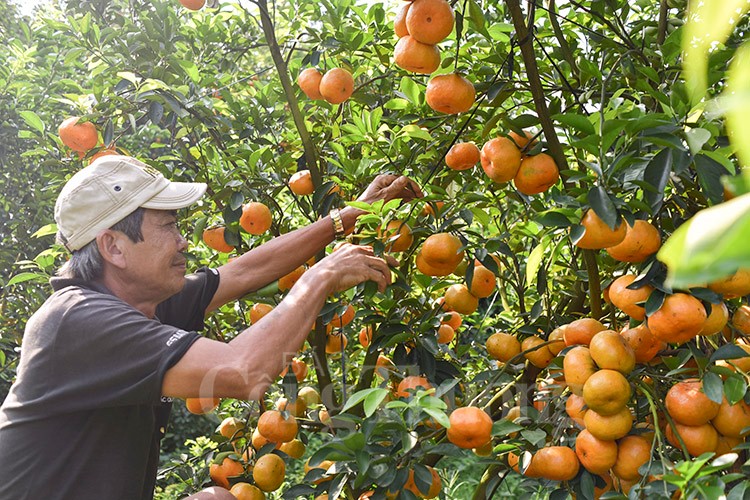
[3,0,750,498]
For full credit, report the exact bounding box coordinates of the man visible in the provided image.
[0,155,422,499]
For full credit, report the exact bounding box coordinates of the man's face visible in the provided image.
[122,209,189,301]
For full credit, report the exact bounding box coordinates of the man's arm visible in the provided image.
[162,244,396,400]
[205,174,422,312]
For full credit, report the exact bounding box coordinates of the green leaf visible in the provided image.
[724,375,747,405]
[709,344,750,364]
[683,0,750,102]
[422,407,450,429]
[659,193,750,287]
[552,113,595,135]
[7,272,48,286]
[341,388,384,414]
[526,240,546,288]
[19,111,44,134]
[32,223,58,238]
[702,371,724,404]
[685,127,711,155]
[725,41,750,169]
[177,59,200,84]
[399,76,421,106]
[363,388,390,417]
[587,186,618,230]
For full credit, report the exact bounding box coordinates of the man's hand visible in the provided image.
[311,243,399,294]
[357,174,424,206]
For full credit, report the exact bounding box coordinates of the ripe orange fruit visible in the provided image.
[468,264,496,298]
[665,379,720,426]
[421,233,464,268]
[588,329,636,374]
[707,268,750,298]
[257,410,298,443]
[330,304,356,328]
[396,375,433,398]
[179,0,205,10]
[375,354,396,379]
[304,458,334,484]
[405,0,454,44]
[185,397,220,414]
[565,393,588,427]
[575,429,618,475]
[298,386,322,407]
[443,283,478,315]
[203,227,234,253]
[278,265,305,291]
[717,342,750,372]
[605,219,661,263]
[447,407,493,449]
[394,2,410,37]
[620,324,663,363]
[513,153,559,195]
[250,303,274,324]
[218,417,246,440]
[209,457,244,489]
[442,310,462,330]
[711,397,750,438]
[612,435,651,480]
[716,434,743,455]
[563,317,607,346]
[522,335,555,368]
[359,325,373,347]
[276,396,308,418]
[700,302,729,335]
[732,304,750,335]
[253,453,286,492]
[425,73,475,114]
[575,210,627,249]
[608,274,653,321]
[665,422,719,457]
[508,129,537,150]
[530,446,580,482]
[480,137,523,183]
[393,36,441,74]
[288,169,314,195]
[319,68,355,104]
[445,142,481,171]
[547,326,566,355]
[583,369,631,416]
[325,331,348,354]
[406,466,441,499]
[240,202,272,235]
[647,293,707,344]
[230,482,265,500]
[416,250,456,276]
[88,147,117,164]
[584,407,633,441]
[279,358,308,382]
[279,438,306,459]
[563,346,597,396]
[378,220,414,252]
[297,68,324,100]
[486,332,521,362]
[437,323,455,343]
[59,117,98,152]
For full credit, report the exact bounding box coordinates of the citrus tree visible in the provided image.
[4,0,750,499]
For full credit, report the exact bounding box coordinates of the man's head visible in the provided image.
[55,156,206,281]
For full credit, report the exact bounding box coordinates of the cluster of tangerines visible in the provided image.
[202,200,274,254]
[58,116,117,164]
[297,67,356,105]
[446,129,560,196]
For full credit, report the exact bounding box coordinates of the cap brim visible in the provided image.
[141,181,207,210]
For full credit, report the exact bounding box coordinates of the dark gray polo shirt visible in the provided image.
[0,268,220,499]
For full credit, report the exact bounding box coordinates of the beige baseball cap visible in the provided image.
[54,155,207,251]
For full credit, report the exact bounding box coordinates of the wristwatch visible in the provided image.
[330,208,345,239]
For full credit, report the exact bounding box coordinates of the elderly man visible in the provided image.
[0,155,421,499]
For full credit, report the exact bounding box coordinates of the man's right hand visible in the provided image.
[309,243,398,295]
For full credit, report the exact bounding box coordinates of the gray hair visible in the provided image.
[57,208,145,281]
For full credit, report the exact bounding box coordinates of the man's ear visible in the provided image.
[97,230,127,269]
